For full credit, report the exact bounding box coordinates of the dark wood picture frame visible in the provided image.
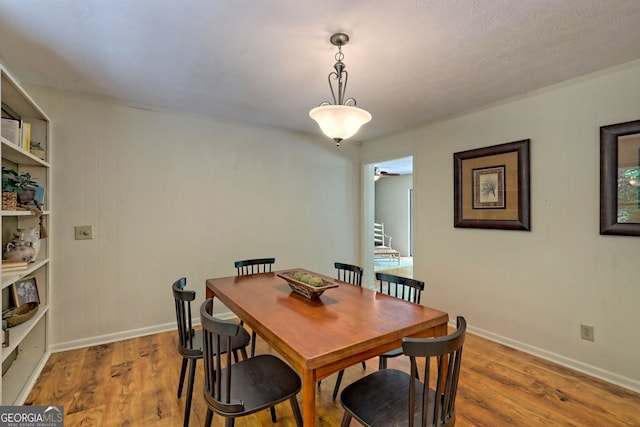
[600,119,640,236]
[12,276,39,307]
[454,139,530,230]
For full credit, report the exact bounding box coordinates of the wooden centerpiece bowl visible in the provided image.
[277,270,338,299]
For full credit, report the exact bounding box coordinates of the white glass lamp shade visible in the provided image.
[309,105,372,142]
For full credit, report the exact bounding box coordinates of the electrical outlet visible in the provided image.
[580,324,594,342]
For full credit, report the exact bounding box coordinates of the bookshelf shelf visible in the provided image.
[1,210,50,217]
[1,139,49,167]
[1,64,51,405]
[1,258,49,291]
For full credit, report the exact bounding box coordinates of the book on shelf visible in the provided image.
[1,117,20,145]
[2,259,29,272]
[2,266,29,273]
[21,121,31,151]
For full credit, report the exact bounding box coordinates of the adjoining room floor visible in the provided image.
[375,256,413,278]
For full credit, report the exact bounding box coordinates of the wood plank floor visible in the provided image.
[26,327,640,426]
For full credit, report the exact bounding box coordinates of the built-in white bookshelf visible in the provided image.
[1,65,51,405]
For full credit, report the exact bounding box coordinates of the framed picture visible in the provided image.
[454,139,530,230]
[12,276,39,307]
[600,119,640,236]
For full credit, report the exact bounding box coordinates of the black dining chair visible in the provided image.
[172,278,250,427]
[340,316,467,427]
[235,257,275,276]
[335,262,363,286]
[200,298,303,427]
[234,257,278,422]
[234,257,275,357]
[376,272,425,370]
[328,262,366,399]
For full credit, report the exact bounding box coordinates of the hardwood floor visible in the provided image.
[26,327,640,426]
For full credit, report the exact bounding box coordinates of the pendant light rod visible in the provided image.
[327,33,352,106]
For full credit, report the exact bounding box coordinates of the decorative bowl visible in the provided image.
[277,270,338,299]
[2,302,38,327]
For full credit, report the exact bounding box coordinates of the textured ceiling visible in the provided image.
[1,1,640,145]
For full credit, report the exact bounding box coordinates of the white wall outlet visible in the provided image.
[580,324,594,342]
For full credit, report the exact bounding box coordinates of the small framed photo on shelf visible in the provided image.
[12,276,40,307]
[34,185,45,206]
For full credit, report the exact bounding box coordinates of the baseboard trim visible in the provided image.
[50,311,239,353]
[466,323,640,394]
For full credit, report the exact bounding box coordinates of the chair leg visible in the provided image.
[184,358,197,427]
[239,347,248,360]
[379,356,387,370]
[177,357,188,398]
[361,361,366,370]
[289,396,303,427]
[204,408,213,427]
[270,406,277,423]
[332,369,345,400]
[251,331,257,357]
[340,412,352,427]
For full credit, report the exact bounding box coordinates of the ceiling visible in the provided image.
[1,1,640,145]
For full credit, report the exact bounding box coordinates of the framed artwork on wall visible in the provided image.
[600,119,640,236]
[454,139,531,230]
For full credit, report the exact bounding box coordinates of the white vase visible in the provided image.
[15,227,40,260]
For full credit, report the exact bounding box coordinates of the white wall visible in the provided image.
[25,87,361,350]
[362,60,640,392]
[375,174,413,256]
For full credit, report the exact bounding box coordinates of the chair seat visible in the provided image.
[178,327,250,358]
[178,330,203,358]
[204,354,302,416]
[340,369,437,427]
[382,347,403,358]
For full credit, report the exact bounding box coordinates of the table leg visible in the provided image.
[434,322,448,338]
[302,369,316,426]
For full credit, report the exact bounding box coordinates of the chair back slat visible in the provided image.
[334,262,363,286]
[404,316,466,427]
[200,298,246,414]
[375,272,424,304]
[172,277,196,350]
[235,257,276,276]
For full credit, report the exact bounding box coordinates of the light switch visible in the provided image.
[74,225,94,240]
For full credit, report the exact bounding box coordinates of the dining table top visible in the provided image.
[205,269,449,426]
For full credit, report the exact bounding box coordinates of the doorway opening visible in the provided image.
[365,156,413,285]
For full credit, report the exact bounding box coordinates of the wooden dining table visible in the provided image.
[206,269,449,426]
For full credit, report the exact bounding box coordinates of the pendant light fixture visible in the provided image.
[309,33,372,146]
